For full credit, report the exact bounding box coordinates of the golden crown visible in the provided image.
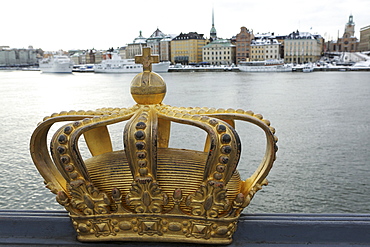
[30,48,278,244]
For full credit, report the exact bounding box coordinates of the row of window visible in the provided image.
[285,53,315,56]
[204,47,231,50]
[204,56,231,60]
[251,55,278,59]
[286,41,315,45]
[203,51,231,55]
[237,53,250,57]
[249,50,278,53]
[286,57,314,62]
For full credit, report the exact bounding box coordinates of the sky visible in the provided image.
[1,0,369,51]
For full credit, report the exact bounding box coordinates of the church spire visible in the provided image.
[210,7,217,41]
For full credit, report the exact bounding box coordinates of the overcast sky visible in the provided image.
[1,0,369,51]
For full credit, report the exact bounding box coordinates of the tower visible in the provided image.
[345,14,355,37]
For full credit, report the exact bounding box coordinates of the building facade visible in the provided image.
[250,34,281,61]
[160,35,175,62]
[235,26,254,63]
[146,28,166,58]
[284,31,323,63]
[126,31,147,59]
[0,46,38,67]
[359,25,370,51]
[202,39,235,65]
[117,47,126,60]
[170,32,207,64]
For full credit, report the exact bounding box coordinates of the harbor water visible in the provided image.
[0,70,369,214]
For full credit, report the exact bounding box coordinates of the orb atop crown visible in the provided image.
[131,47,166,104]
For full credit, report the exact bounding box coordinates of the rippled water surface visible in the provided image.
[0,70,369,213]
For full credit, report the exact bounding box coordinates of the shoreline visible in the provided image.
[1,66,370,73]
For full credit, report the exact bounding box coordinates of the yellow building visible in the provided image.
[170,32,207,64]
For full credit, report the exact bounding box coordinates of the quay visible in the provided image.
[169,66,370,72]
[168,66,239,72]
[0,210,370,246]
[293,67,370,72]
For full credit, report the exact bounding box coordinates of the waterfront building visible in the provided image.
[160,34,176,62]
[84,50,95,64]
[146,28,166,58]
[70,53,79,65]
[0,46,38,67]
[250,33,281,61]
[235,26,254,63]
[69,49,104,65]
[359,25,370,52]
[284,30,323,64]
[170,32,207,64]
[118,47,126,60]
[69,50,82,65]
[4,49,19,65]
[94,50,103,64]
[202,38,235,65]
[126,31,147,59]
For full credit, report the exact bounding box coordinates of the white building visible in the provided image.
[0,47,38,66]
[146,28,165,57]
[126,31,147,59]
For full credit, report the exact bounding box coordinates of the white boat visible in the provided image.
[72,64,94,72]
[238,60,292,72]
[94,53,170,73]
[39,55,73,73]
[302,63,314,72]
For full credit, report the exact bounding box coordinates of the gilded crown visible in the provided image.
[30,48,278,244]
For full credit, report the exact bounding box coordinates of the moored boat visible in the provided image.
[302,63,314,72]
[39,55,73,73]
[94,53,170,73]
[238,59,292,72]
[72,64,94,72]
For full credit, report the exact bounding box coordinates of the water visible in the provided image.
[0,70,369,213]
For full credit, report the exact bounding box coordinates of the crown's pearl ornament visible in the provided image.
[30,47,277,244]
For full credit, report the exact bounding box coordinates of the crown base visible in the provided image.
[71,213,237,244]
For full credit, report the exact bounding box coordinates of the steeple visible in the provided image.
[210,7,217,41]
[347,14,354,25]
[345,14,355,37]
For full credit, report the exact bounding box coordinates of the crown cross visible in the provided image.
[135,47,159,72]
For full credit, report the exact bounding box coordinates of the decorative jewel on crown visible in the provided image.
[30,47,278,244]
